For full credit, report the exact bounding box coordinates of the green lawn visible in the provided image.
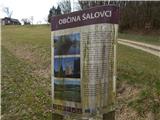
[1,47,51,120]
[2,25,52,120]
[117,44,160,85]
[119,32,160,45]
[1,25,160,119]
[117,44,160,118]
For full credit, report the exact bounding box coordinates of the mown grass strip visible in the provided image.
[119,33,160,46]
[117,44,160,85]
[1,47,52,120]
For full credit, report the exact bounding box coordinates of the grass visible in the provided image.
[1,25,160,119]
[117,44,160,118]
[119,32,160,45]
[117,44,160,85]
[2,25,51,70]
[1,47,51,120]
[1,25,52,120]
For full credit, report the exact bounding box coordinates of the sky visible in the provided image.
[0,0,80,24]
[0,0,58,24]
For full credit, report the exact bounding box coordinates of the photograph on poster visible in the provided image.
[54,79,81,102]
[54,33,80,55]
[54,57,80,78]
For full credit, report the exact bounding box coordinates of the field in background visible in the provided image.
[1,25,160,120]
[1,25,52,120]
[117,44,160,119]
[119,32,160,46]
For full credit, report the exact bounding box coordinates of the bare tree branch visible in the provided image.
[58,0,71,14]
[3,7,13,18]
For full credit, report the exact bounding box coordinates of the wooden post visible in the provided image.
[103,111,115,120]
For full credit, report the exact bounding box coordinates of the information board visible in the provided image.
[51,5,119,119]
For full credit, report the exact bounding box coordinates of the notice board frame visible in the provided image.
[51,5,119,119]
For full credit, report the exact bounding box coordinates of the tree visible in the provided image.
[58,0,71,14]
[48,5,62,23]
[30,16,34,25]
[78,1,160,31]
[48,0,73,23]
[44,17,49,24]
[72,0,81,11]
[21,18,31,25]
[3,7,13,18]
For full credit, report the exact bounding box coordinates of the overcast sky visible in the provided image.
[0,0,59,24]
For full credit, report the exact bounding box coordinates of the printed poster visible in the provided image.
[51,5,119,117]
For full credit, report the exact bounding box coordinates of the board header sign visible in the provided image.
[51,5,119,31]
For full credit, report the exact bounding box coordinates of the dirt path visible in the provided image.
[118,39,160,57]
